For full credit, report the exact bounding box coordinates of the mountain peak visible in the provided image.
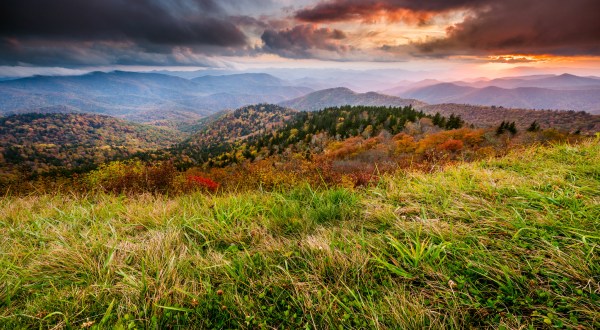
[279,88,425,111]
[320,87,356,94]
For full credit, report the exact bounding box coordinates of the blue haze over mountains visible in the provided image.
[0,71,312,122]
[1,71,600,125]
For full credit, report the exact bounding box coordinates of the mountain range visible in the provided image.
[391,74,600,114]
[0,71,312,122]
[1,71,600,130]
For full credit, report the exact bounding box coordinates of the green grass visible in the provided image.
[1,140,599,329]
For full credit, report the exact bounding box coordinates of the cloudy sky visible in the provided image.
[1,0,600,78]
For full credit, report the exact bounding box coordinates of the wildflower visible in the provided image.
[448,279,456,289]
[81,320,95,328]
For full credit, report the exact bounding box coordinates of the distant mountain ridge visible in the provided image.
[466,73,600,90]
[3,70,600,127]
[192,73,312,96]
[279,87,426,111]
[401,83,600,114]
[382,73,600,114]
[0,71,313,122]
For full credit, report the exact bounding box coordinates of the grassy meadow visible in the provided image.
[1,140,599,329]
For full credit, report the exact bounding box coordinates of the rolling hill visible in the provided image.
[163,103,462,169]
[0,113,185,177]
[170,104,296,164]
[184,104,296,147]
[279,87,426,111]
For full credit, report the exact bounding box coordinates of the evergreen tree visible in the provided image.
[445,114,463,129]
[432,113,442,126]
[496,121,507,135]
[507,122,517,135]
[527,121,540,132]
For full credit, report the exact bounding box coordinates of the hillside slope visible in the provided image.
[0,113,184,176]
[184,104,295,147]
[1,140,598,328]
[171,104,296,163]
[164,104,459,168]
[420,103,600,133]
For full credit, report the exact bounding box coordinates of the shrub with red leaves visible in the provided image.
[187,175,219,192]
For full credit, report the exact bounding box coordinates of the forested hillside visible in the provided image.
[0,113,184,179]
[163,105,461,168]
[168,104,296,165]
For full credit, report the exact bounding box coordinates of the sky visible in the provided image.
[1,0,600,79]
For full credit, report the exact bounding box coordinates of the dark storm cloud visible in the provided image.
[296,0,600,56]
[295,0,485,23]
[0,0,248,65]
[261,25,349,59]
[413,0,600,56]
[0,0,246,46]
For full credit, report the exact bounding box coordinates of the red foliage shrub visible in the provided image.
[187,175,220,192]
